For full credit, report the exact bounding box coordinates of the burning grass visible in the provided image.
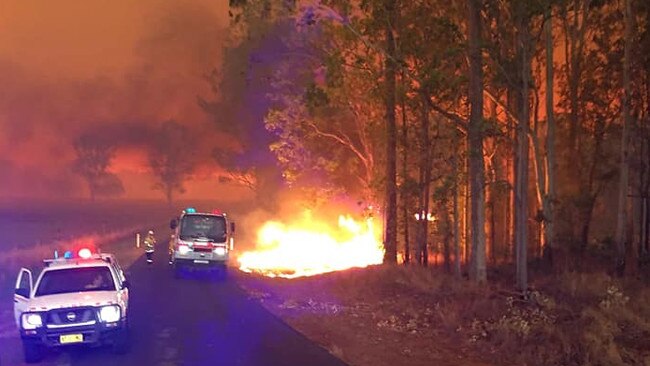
[238,210,384,278]
[236,265,650,366]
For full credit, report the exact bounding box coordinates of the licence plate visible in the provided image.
[60,334,83,344]
[193,260,210,264]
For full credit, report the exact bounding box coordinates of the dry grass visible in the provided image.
[0,227,141,287]
[237,265,650,366]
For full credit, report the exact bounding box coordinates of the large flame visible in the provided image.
[238,211,384,278]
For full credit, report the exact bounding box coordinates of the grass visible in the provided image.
[2,232,144,285]
[237,264,650,366]
[0,200,182,289]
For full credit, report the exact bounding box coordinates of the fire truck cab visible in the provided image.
[169,207,235,278]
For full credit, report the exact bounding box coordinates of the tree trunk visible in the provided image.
[417,92,432,266]
[401,81,410,264]
[616,0,632,274]
[465,151,471,265]
[506,88,516,263]
[383,0,398,264]
[567,0,589,152]
[489,198,495,264]
[580,197,596,256]
[467,0,486,283]
[441,200,452,273]
[515,6,531,291]
[640,197,650,257]
[453,138,462,277]
[544,4,557,267]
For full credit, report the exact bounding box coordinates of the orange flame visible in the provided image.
[238,211,384,278]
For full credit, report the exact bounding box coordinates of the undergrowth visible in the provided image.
[240,264,650,366]
[327,266,650,365]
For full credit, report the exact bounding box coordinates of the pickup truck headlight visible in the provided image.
[21,313,43,330]
[213,247,227,256]
[98,305,121,323]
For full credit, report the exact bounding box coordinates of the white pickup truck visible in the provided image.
[13,249,130,363]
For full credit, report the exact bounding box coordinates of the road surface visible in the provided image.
[0,240,347,366]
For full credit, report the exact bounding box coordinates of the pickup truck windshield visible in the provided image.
[35,267,115,296]
[179,214,226,242]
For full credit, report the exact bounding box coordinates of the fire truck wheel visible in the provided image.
[22,340,43,364]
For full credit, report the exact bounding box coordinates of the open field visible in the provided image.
[0,200,170,282]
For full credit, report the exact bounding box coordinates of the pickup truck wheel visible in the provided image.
[22,340,43,363]
[112,327,131,354]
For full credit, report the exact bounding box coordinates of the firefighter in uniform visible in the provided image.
[144,230,156,264]
[168,233,175,265]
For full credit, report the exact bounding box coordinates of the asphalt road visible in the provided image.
[0,244,347,366]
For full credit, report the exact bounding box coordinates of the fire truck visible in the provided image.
[169,207,235,278]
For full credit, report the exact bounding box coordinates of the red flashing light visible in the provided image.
[78,248,92,259]
[212,209,222,215]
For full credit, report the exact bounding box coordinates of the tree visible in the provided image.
[615,0,633,275]
[263,32,381,202]
[513,0,534,291]
[201,0,292,210]
[555,1,621,255]
[72,134,118,201]
[382,0,398,264]
[148,120,198,205]
[467,0,487,283]
[453,133,462,276]
[93,173,125,198]
[537,0,557,266]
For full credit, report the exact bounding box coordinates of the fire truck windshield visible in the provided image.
[179,214,227,242]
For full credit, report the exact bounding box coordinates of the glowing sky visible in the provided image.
[0,0,248,201]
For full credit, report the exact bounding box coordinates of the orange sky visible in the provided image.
[0,0,248,201]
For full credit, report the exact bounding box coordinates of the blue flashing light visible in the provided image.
[185,207,196,214]
[63,251,73,259]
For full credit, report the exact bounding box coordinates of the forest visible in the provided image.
[207,1,650,363]
[212,0,650,283]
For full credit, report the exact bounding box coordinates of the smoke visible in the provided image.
[0,1,230,200]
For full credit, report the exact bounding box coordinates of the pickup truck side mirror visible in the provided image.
[15,288,30,298]
[170,218,178,230]
[122,280,130,289]
[230,222,236,233]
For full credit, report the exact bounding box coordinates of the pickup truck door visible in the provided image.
[14,268,33,328]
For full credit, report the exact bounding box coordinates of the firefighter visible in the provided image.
[168,233,175,265]
[144,230,156,264]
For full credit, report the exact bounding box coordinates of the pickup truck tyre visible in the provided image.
[22,340,43,364]
[112,326,131,354]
